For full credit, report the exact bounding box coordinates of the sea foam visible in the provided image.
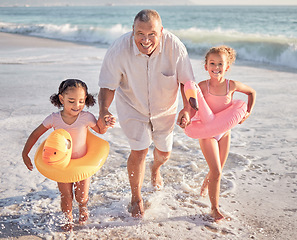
[1,21,297,69]
[0,22,129,45]
[174,27,297,69]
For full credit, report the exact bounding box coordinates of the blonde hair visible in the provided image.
[205,45,236,65]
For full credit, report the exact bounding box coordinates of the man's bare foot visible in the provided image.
[129,199,144,218]
[211,207,225,222]
[61,214,73,231]
[79,206,89,225]
[150,162,163,190]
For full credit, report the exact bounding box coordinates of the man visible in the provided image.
[97,9,194,217]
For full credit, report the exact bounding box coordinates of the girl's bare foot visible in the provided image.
[129,199,144,218]
[211,207,225,222]
[61,213,73,231]
[200,174,209,197]
[79,206,89,225]
[61,222,73,231]
[200,182,208,197]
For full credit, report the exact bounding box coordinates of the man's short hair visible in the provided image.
[134,9,162,24]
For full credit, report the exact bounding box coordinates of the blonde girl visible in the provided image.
[197,46,256,221]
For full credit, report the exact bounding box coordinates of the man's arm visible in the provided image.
[176,83,193,129]
[97,88,116,131]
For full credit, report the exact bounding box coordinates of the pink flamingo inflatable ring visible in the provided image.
[184,81,247,139]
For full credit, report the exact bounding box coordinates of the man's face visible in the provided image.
[133,18,163,56]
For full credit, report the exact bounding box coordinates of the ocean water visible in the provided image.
[1,5,297,69]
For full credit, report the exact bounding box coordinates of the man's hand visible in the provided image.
[97,111,116,133]
[176,108,191,129]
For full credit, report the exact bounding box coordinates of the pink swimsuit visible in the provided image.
[204,79,232,141]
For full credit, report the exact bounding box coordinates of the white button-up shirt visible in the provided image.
[99,30,194,135]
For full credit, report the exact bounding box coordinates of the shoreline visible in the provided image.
[0,32,84,49]
[1,31,297,240]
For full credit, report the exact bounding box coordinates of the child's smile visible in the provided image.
[205,53,229,80]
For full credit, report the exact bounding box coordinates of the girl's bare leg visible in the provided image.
[218,131,231,171]
[199,138,224,221]
[74,178,90,225]
[200,172,210,197]
[200,131,231,198]
[58,182,74,231]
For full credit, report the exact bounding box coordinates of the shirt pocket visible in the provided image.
[159,72,178,91]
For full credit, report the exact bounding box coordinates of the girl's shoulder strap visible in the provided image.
[226,79,230,93]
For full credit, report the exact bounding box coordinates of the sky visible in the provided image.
[0,0,296,7]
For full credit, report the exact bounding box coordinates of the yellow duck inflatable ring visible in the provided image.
[34,129,109,183]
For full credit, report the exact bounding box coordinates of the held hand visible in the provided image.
[23,155,33,171]
[104,115,116,128]
[97,111,116,131]
[177,108,191,129]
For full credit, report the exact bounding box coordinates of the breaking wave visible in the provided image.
[1,22,296,69]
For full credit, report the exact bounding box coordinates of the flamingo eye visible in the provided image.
[54,152,57,155]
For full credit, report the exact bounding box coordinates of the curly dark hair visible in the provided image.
[50,79,96,108]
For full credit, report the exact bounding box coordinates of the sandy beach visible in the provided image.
[0,32,297,240]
